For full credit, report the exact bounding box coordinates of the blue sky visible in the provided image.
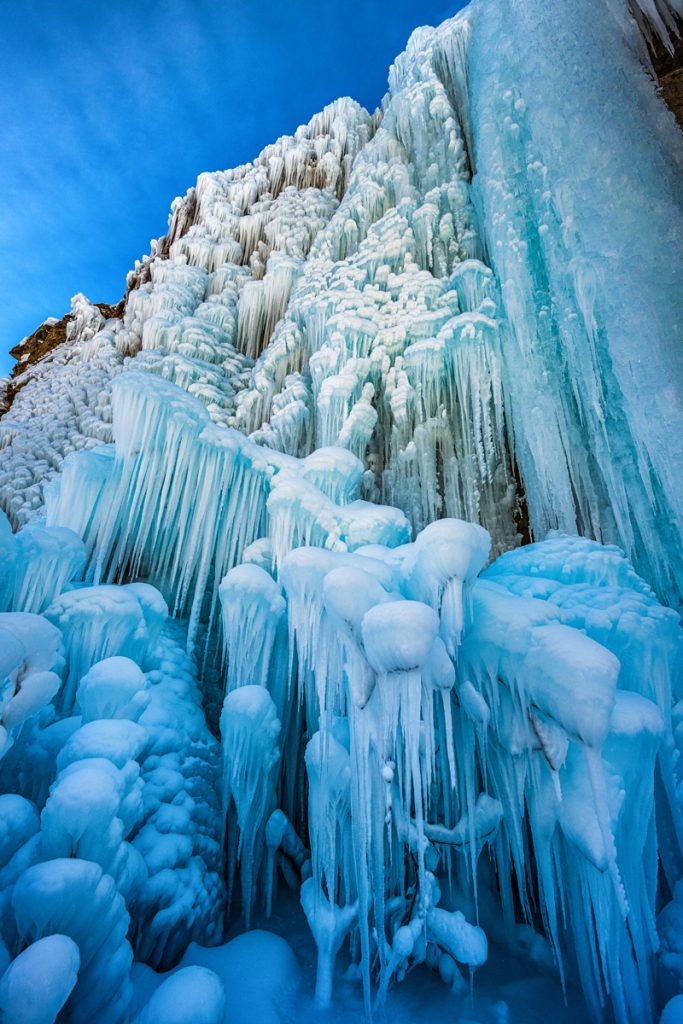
[0,0,462,377]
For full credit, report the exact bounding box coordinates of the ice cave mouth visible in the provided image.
[1,0,683,1022]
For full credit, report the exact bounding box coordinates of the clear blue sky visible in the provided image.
[0,0,462,377]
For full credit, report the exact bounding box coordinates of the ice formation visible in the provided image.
[1,0,683,1022]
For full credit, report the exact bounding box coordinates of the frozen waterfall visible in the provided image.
[1,0,683,1022]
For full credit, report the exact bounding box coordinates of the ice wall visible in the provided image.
[468,0,683,606]
[0,1,682,1022]
[233,14,522,555]
[217,521,681,1022]
[0,100,375,529]
[45,371,410,652]
[4,0,683,607]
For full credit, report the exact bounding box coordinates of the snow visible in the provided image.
[0,2,682,1022]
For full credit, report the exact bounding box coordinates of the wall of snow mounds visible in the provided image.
[1,0,683,1022]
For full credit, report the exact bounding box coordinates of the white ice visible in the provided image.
[0,2,681,1022]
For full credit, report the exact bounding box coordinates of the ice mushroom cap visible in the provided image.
[361,600,440,674]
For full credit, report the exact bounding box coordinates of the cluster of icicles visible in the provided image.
[19,369,678,1023]
[0,0,682,1019]
[218,524,682,1023]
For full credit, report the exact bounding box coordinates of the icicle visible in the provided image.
[220,686,281,923]
[300,878,359,1008]
[219,564,286,693]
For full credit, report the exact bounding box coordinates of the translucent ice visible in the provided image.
[0,3,682,1022]
[221,685,281,922]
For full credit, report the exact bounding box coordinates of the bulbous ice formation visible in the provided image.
[399,517,490,653]
[44,583,167,712]
[12,859,133,1024]
[0,934,80,1024]
[133,966,225,1024]
[76,656,150,723]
